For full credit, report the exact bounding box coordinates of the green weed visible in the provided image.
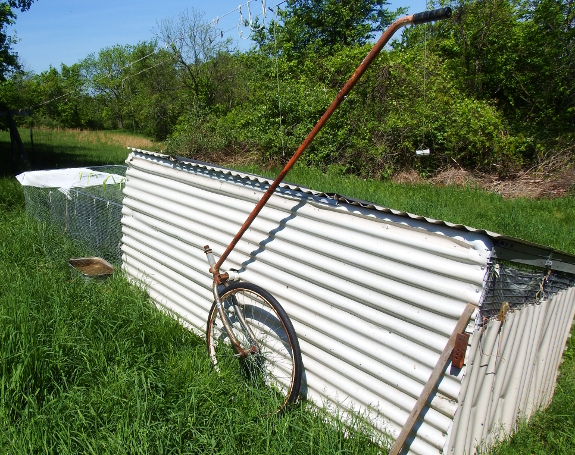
[239,163,575,255]
[2,129,574,453]
[0,183,384,454]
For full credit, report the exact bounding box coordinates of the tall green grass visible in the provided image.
[239,163,575,255]
[0,128,149,176]
[2,129,574,453]
[5,127,574,255]
[0,178,384,454]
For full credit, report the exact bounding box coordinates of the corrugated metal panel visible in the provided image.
[121,150,494,454]
[124,149,575,275]
[448,287,575,454]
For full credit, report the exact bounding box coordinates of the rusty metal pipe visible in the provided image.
[212,280,249,357]
[214,8,452,273]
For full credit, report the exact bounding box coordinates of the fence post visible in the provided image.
[29,127,35,164]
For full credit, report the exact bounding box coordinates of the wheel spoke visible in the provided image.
[206,282,302,414]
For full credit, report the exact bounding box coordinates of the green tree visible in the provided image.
[33,64,90,128]
[0,1,35,79]
[155,8,232,108]
[509,0,575,136]
[403,0,575,153]
[255,0,405,56]
[82,45,137,129]
[0,1,36,173]
[119,42,181,139]
[0,4,18,80]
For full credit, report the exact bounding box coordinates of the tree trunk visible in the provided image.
[8,114,30,171]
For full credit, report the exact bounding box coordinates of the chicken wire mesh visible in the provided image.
[21,165,126,264]
[480,260,575,321]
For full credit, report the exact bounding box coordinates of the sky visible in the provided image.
[9,0,427,74]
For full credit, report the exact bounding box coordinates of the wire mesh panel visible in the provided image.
[481,261,575,320]
[21,165,126,264]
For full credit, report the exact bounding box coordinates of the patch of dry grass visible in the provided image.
[66,129,165,150]
[391,169,424,184]
[480,152,575,198]
[31,127,165,151]
[429,168,479,187]
[391,154,574,199]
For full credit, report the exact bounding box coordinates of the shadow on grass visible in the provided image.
[0,136,129,178]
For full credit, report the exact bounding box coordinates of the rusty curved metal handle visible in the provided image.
[212,8,453,273]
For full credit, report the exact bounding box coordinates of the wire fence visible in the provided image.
[22,165,127,264]
[13,127,59,164]
[481,260,575,321]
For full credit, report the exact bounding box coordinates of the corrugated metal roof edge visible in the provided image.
[127,148,575,272]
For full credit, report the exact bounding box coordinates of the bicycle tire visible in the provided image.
[206,281,302,415]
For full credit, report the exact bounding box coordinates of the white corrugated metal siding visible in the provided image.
[448,287,575,454]
[121,150,496,454]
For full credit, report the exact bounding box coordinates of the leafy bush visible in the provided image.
[167,44,530,177]
[11,0,574,178]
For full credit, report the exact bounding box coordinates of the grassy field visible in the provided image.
[0,137,384,453]
[1,128,574,453]
[2,128,162,173]
[241,163,575,255]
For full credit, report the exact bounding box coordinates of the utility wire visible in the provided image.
[120,54,179,88]
[213,0,252,25]
[212,0,287,40]
[109,48,158,78]
[421,23,427,149]
[33,88,82,107]
[272,9,285,157]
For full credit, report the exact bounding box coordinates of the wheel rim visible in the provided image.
[207,287,297,414]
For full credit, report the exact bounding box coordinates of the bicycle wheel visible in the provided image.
[206,281,302,415]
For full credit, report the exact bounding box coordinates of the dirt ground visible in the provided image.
[393,158,575,199]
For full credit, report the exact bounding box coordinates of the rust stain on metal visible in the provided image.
[452,332,470,369]
[497,301,510,322]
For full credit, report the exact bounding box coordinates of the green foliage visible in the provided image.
[6,0,575,178]
[168,43,523,175]
[406,0,575,152]
[0,3,17,81]
[169,0,574,176]
[80,42,183,138]
[254,0,405,56]
[20,42,183,138]
[8,0,35,11]
[0,1,34,82]
[29,64,92,128]
[82,44,142,130]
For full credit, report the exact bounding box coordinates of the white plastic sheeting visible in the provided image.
[121,150,495,454]
[16,168,124,190]
[448,287,575,454]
